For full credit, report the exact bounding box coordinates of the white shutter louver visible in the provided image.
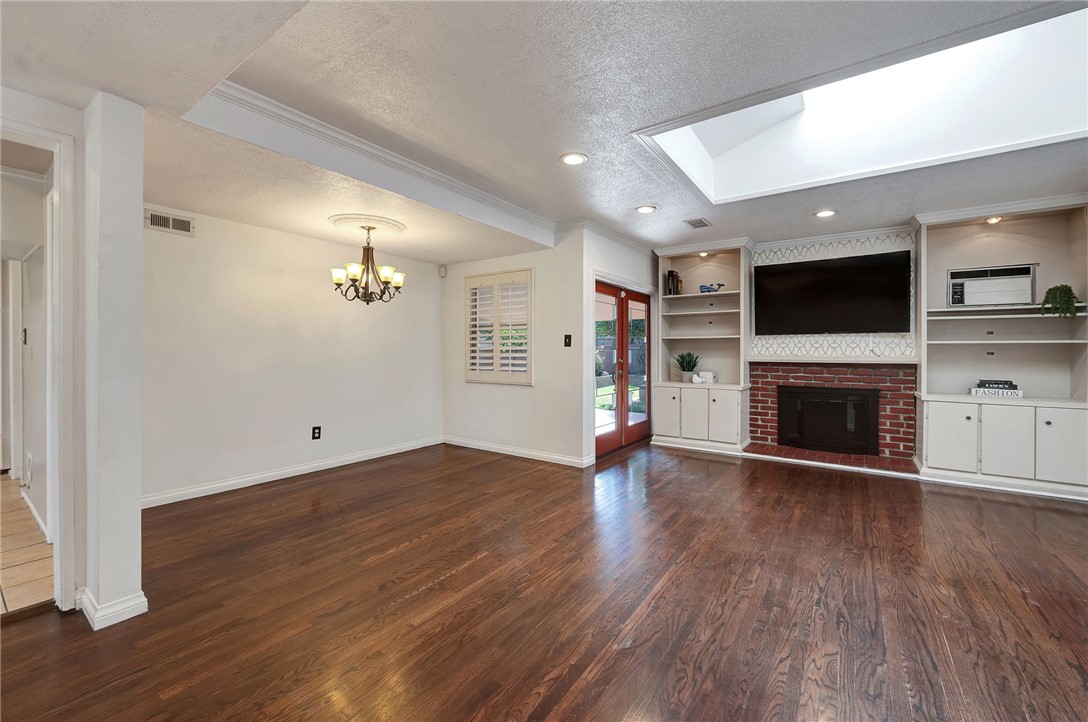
[466,269,533,385]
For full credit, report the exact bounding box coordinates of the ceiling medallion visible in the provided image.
[328,214,407,237]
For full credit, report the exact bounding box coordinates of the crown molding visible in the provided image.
[190,82,557,246]
[753,225,914,252]
[913,193,1088,226]
[1,165,46,182]
[556,218,653,254]
[655,236,754,257]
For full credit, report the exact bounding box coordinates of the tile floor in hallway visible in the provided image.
[1,473,53,612]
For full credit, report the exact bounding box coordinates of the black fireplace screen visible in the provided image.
[777,385,880,456]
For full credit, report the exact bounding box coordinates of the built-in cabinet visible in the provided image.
[653,384,743,445]
[918,202,1088,497]
[651,240,752,453]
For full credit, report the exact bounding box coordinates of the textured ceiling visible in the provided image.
[144,113,545,265]
[1,139,53,175]
[227,1,1084,246]
[0,1,305,112]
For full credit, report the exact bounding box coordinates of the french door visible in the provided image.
[595,281,651,457]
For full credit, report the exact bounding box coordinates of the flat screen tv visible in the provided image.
[754,251,911,335]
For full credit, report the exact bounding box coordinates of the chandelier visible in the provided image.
[329,225,405,304]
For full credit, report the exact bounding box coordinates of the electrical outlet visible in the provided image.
[312,426,321,440]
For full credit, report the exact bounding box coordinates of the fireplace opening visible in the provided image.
[777,385,880,456]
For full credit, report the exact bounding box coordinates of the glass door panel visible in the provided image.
[595,282,651,458]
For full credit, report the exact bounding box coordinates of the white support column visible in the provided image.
[82,92,147,629]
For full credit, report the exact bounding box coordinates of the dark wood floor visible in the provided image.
[2,444,1086,721]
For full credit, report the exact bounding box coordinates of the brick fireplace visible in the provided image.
[749,362,917,464]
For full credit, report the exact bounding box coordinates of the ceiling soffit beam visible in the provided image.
[631,2,1086,207]
[183,81,557,248]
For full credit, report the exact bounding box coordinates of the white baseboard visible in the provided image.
[81,588,148,630]
[652,435,746,457]
[443,435,594,468]
[919,467,1088,502]
[21,489,51,543]
[141,436,444,508]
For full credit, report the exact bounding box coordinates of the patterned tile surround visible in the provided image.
[751,230,915,360]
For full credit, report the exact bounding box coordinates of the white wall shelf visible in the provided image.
[928,313,1087,320]
[661,309,740,317]
[927,339,1087,345]
[663,335,741,340]
[662,290,740,299]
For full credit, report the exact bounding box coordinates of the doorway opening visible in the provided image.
[594,281,651,457]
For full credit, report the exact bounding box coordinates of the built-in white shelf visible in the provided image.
[927,303,1087,314]
[661,309,740,317]
[918,392,1087,409]
[662,335,742,340]
[662,290,741,299]
[928,313,1087,321]
[927,339,1088,345]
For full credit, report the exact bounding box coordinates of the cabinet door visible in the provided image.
[653,387,680,438]
[980,404,1034,479]
[926,402,979,472]
[1036,408,1088,486]
[708,389,740,444]
[680,387,709,440]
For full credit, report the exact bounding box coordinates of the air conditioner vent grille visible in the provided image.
[684,218,712,229]
[144,209,195,236]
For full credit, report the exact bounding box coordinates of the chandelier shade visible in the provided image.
[330,226,405,304]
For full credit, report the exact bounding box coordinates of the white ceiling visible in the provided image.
[144,113,543,265]
[4,1,1085,254]
[0,1,305,112]
[1,139,53,175]
[225,1,1084,246]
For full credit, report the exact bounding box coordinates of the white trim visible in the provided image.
[919,466,1088,502]
[443,435,594,468]
[0,166,46,183]
[913,193,1088,226]
[20,489,50,542]
[6,264,23,479]
[81,588,148,631]
[558,219,653,254]
[656,236,753,257]
[748,356,919,365]
[0,112,77,613]
[142,436,444,508]
[652,436,747,456]
[752,225,914,251]
[186,82,556,247]
[593,268,656,296]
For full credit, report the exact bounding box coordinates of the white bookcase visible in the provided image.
[916,200,1088,498]
[651,239,752,454]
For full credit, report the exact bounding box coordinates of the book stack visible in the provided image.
[665,270,682,296]
[971,379,1024,398]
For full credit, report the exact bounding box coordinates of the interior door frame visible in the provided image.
[594,279,652,458]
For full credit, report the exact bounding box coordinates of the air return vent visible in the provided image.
[144,209,195,236]
[684,217,712,229]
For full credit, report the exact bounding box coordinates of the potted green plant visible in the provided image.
[1040,284,1081,318]
[673,352,701,383]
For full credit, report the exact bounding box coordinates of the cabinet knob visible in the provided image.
[712,398,717,402]
[965,416,972,421]
[672,396,676,400]
[1045,420,1052,426]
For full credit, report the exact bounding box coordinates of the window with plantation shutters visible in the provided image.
[466,269,533,385]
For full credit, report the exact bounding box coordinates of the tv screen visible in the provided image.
[754,251,911,335]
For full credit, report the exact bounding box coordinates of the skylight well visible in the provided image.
[649,9,1088,204]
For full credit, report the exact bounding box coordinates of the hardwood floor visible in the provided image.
[2,444,1085,721]
[1,473,54,613]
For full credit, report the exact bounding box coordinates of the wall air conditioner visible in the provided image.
[947,264,1036,307]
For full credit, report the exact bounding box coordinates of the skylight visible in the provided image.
[649,9,1088,204]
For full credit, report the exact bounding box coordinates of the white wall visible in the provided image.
[442,228,587,465]
[1,171,45,252]
[142,208,444,505]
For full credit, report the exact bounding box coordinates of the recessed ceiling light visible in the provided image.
[814,209,837,218]
[698,252,709,257]
[986,216,1003,224]
[636,205,657,214]
[560,152,588,165]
